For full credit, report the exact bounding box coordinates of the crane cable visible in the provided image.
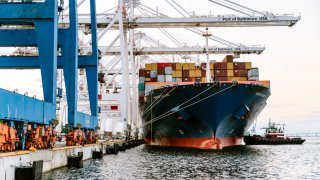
[140,84,236,128]
[141,86,176,116]
[142,83,215,119]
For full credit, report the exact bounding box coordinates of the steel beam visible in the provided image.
[63,15,301,29]
[0,56,97,69]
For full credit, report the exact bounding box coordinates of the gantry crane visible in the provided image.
[74,0,300,137]
[0,0,99,148]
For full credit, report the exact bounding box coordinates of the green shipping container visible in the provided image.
[172,78,177,82]
[138,83,145,91]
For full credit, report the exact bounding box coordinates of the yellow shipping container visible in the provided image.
[189,70,196,77]
[175,63,183,70]
[151,63,158,70]
[227,70,234,77]
[210,63,214,70]
[245,62,252,70]
[145,64,152,70]
[227,77,248,81]
[172,71,176,77]
[183,63,195,70]
[210,70,214,77]
[195,69,202,77]
[145,78,151,82]
[202,77,206,82]
[227,62,233,70]
[176,71,182,77]
[172,70,182,77]
[240,77,247,81]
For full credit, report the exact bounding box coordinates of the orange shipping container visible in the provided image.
[195,69,202,77]
[189,70,196,78]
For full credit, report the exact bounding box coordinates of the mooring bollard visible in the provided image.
[114,143,119,155]
[67,152,83,168]
[92,150,103,159]
[15,160,43,180]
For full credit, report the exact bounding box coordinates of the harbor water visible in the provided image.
[43,137,320,179]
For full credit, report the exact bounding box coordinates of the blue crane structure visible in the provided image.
[0,0,99,149]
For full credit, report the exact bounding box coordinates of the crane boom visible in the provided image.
[81,46,265,55]
[59,14,300,29]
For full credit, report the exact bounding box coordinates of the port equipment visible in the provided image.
[80,0,300,137]
[0,0,99,148]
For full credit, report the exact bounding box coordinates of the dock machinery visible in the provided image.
[0,0,99,149]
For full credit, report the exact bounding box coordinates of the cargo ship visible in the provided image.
[138,55,271,149]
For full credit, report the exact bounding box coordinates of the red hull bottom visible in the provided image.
[144,137,244,149]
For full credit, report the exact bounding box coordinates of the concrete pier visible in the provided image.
[0,139,144,180]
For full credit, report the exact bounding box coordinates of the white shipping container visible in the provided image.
[150,70,158,78]
[248,76,259,81]
[157,75,165,82]
[145,84,155,94]
[165,67,173,75]
[165,75,172,82]
[139,77,145,83]
[248,68,259,78]
[176,78,183,82]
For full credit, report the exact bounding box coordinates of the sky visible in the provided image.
[0,0,319,134]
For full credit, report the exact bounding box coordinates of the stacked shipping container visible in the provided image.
[138,55,259,102]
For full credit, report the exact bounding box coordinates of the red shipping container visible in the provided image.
[239,62,246,70]
[222,55,234,62]
[201,70,206,77]
[233,62,246,70]
[214,62,221,70]
[183,77,192,82]
[221,62,227,70]
[234,70,240,77]
[139,69,145,77]
[145,70,151,78]
[215,69,227,77]
[239,70,247,77]
[214,76,228,81]
[150,78,157,82]
[195,77,202,82]
[171,63,177,70]
[157,63,172,68]
[158,67,165,75]
[183,70,190,77]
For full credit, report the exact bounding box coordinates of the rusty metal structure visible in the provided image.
[66,129,86,146]
[0,122,19,152]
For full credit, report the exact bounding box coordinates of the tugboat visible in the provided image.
[244,119,305,145]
